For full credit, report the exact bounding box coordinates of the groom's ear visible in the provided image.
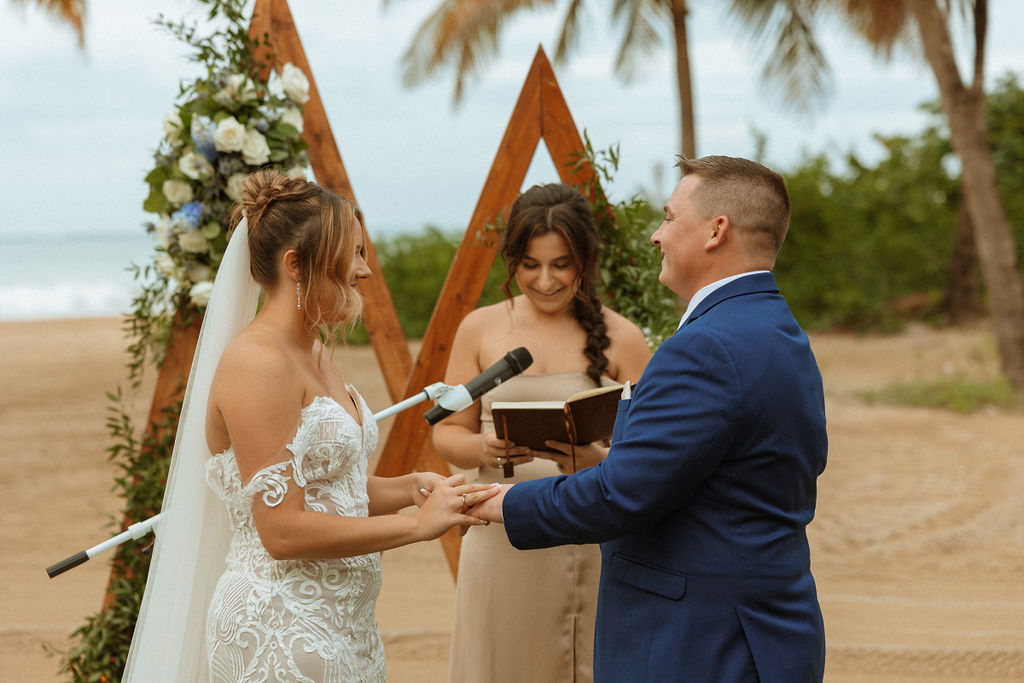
[704,215,729,250]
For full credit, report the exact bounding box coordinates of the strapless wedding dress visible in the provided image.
[204,392,385,683]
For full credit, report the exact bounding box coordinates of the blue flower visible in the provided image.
[218,156,245,177]
[190,117,218,163]
[172,201,204,230]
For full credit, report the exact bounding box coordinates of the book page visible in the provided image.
[490,400,564,411]
[566,383,624,403]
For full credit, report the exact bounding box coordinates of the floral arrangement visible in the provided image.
[142,61,310,310]
[120,0,313,373]
[52,3,313,680]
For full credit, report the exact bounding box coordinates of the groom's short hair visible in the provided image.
[676,156,790,257]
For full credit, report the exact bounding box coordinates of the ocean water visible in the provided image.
[0,233,156,321]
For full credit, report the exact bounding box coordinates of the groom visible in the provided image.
[470,156,828,682]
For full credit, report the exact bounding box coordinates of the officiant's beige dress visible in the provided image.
[448,372,616,683]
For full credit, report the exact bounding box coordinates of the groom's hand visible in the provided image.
[466,483,511,524]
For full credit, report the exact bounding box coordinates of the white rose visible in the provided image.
[189,281,215,307]
[215,73,258,106]
[281,63,310,104]
[155,214,173,247]
[185,262,212,283]
[213,116,246,152]
[225,172,248,201]
[169,215,191,234]
[211,88,233,109]
[155,253,177,278]
[281,106,304,133]
[179,150,214,180]
[162,111,183,144]
[178,229,210,254]
[241,129,271,166]
[162,179,194,206]
[234,74,258,102]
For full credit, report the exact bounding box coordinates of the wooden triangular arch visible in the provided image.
[113,0,602,601]
[249,0,414,399]
[371,45,603,577]
[102,0,419,608]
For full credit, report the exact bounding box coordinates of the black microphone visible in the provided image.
[424,347,533,425]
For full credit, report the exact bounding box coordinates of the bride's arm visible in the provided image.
[214,338,495,561]
[253,473,491,560]
[365,472,445,516]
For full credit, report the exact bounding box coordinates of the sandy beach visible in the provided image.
[2,316,1022,681]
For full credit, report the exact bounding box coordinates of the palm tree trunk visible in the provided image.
[670,0,696,159]
[944,199,982,324]
[908,0,1024,388]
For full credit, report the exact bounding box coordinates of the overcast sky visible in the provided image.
[1,0,1022,240]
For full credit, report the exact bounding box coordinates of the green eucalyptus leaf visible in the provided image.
[201,220,222,239]
[142,187,170,214]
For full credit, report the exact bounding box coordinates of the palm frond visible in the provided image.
[553,0,586,65]
[398,0,557,104]
[729,0,830,110]
[835,0,914,56]
[610,0,667,82]
[11,0,86,46]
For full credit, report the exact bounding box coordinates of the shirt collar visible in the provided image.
[677,271,769,328]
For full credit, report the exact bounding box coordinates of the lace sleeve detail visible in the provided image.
[242,458,306,508]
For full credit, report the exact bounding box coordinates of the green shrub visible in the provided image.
[860,375,1020,413]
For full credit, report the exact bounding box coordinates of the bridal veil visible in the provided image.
[123,217,260,681]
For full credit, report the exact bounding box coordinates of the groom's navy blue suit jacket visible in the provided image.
[503,272,828,682]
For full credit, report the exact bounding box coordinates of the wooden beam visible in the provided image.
[372,47,601,576]
[374,51,545,479]
[248,0,413,401]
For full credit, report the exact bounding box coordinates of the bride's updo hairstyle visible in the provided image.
[500,183,611,385]
[230,169,366,335]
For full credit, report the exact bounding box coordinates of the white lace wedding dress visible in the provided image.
[204,392,385,683]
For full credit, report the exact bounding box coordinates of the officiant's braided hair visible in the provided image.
[500,183,610,386]
[231,169,366,336]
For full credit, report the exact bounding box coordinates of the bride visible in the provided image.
[124,169,497,682]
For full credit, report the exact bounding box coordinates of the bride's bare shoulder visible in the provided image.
[214,328,299,400]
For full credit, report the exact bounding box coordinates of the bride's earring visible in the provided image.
[296,281,302,310]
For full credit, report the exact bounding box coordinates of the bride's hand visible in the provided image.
[411,471,448,507]
[413,475,499,540]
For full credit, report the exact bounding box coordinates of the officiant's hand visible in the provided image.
[481,433,533,471]
[533,441,610,473]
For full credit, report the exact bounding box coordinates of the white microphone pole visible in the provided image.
[46,381,462,579]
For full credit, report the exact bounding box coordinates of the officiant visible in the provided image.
[431,182,651,683]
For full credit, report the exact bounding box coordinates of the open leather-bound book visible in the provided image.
[491,383,628,468]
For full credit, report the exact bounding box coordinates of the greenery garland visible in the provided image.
[130,1,310,374]
[50,1,310,680]
[574,136,680,348]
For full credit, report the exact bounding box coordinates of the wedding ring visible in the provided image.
[496,456,503,465]
[461,493,468,507]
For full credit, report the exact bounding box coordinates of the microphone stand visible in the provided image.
[45,381,461,579]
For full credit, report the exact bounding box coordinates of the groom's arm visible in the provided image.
[499,331,742,550]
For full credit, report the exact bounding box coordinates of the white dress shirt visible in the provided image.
[677,271,769,328]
